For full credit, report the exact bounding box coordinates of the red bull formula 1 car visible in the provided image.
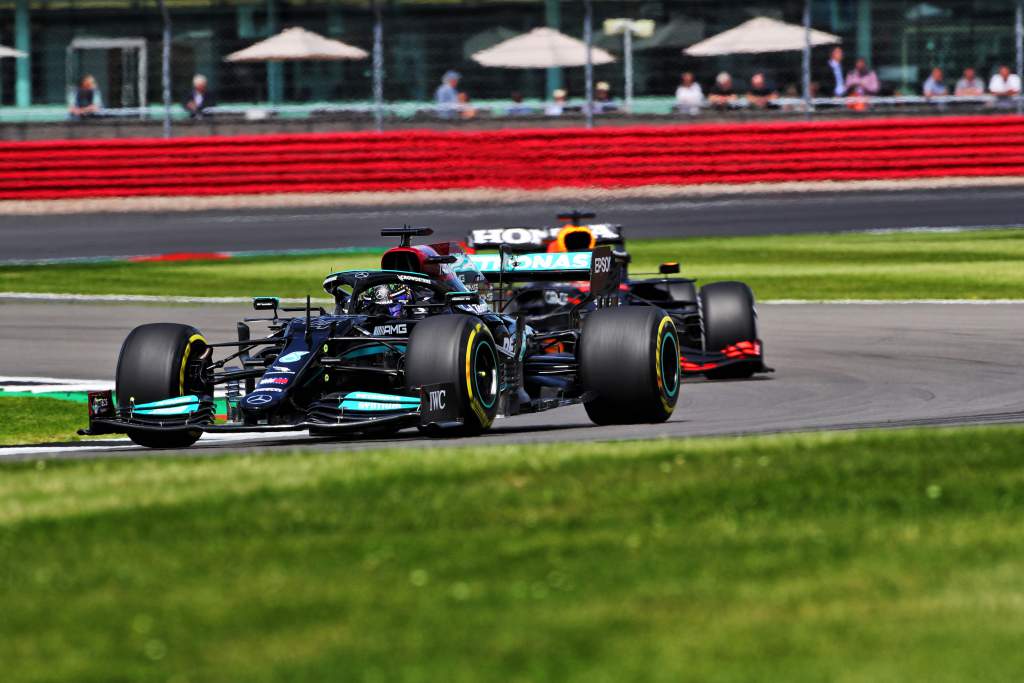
[464,211,769,380]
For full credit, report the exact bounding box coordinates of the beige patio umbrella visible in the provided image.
[0,44,27,59]
[684,16,840,56]
[471,27,615,68]
[225,27,368,62]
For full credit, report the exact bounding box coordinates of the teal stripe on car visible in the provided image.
[339,391,420,413]
[133,395,200,416]
[462,251,592,274]
[340,344,407,360]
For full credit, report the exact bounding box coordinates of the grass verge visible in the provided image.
[0,397,86,446]
[2,228,1023,299]
[3,426,1024,682]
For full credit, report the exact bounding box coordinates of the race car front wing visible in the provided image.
[678,339,772,376]
[80,383,463,438]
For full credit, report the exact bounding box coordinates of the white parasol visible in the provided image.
[225,27,368,62]
[472,27,615,68]
[684,16,840,56]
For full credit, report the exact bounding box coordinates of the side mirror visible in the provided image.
[253,296,280,314]
[446,291,480,306]
[659,262,680,275]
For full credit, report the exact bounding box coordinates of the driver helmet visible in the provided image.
[547,224,596,253]
[362,283,411,317]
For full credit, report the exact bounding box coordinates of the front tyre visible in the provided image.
[580,307,680,425]
[405,314,500,436]
[115,322,211,448]
[700,281,758,380]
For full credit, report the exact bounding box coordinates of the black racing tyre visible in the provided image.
[580,307,680,425]
[405,314,500,436]
[700,281,758,380]
[115,322,211,448]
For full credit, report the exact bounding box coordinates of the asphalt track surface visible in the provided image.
[3,186,1024,261]
[2,300,1022,459]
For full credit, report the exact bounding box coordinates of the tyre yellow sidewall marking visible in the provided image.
[654,317,677,414]
[465,324,493,428]
[179,334,206,396]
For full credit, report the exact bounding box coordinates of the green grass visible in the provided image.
[3,229,1023,299]
[3,426,1024,682]
[0,397,86,446]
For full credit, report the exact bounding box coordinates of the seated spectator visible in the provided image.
[593,81,619,112]
[708,72,738,110]
[507,91,534,116]
[955,67,985,96]
[780,83,809,111]
[545,88,568,116]
[988,64,1020,105]
[457,91,477,120]
[922,67,947,98]
[746,72,778,109]
[183,74,215,118]
[674,71,703,114]
[435,70,461,118]
[844,58,880,96]
[69,75,102,119]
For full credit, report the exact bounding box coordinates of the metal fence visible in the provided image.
[1,0,1023,134]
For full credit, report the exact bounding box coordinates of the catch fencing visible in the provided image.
[1,114,1023,200]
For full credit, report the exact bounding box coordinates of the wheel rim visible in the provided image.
[660,331,680,398]
[473,341,498,409]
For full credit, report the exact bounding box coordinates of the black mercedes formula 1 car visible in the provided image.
[81,227,681,448]
[465,211,769,380]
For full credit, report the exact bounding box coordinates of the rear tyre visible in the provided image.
[115,323,211,448]
[405,314,499,436]
[580,307,680,425]
[700,281,758,380]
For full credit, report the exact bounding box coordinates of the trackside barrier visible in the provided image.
[2,115,1024,200]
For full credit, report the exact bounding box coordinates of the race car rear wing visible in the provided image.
[459,246,623,296]
[467,224,625,251]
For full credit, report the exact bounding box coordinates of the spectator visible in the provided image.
[922,67,947,98]
[69,75,102,119]
[456,91,477,120]
[826,46,845,97]
[780,82,812,112]
[988,64,1020,105]
[507,91,534,116]
[183,74,214,118]
[708,72,738,110]
[845,58,880,96]
[675,72,703,115]
[954,67,985,96]
[545,88,568,116]
[746,72,777,109]
[593,81,618,113]
[435,70,461,118]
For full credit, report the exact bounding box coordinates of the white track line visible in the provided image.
[0,443,139,458]
[1,383,113,393]
[0,375,113,385]
[0,377,232,397]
